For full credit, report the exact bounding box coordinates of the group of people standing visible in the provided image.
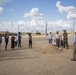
[0,32,32,51]
[48,30,76,61]
[10,33,32,49]
[48,30,68,49]
[0,30,76,61]
[0,32,22,51]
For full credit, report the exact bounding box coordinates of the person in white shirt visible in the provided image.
[71,31,76,61]
[14,34,18,47]
[48,32,52,44]
[52,34,56,45]
[61,35,64,46]
[56,31,61,49]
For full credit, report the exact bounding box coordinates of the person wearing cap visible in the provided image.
[71,31,76,61]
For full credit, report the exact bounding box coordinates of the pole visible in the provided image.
[18,25,20,34]
[17,25,19,36]
[45,22,47,36]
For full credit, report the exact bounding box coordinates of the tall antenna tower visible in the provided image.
[45,22,47,36]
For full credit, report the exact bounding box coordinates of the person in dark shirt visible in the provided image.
[4,33,9,50]
[63,30,68,49]
[28,33,32,48]
[0,34,2,51]
[18,32,22,47]
[11,34,15,49]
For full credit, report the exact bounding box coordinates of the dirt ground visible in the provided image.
[0,34,76,75]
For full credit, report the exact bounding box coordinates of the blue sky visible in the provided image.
[0,0,76,32]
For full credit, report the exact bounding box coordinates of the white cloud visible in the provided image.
[0,6,4,14]
[47,19,72,32]
[24,8,44,20]
[16,20,25,26]
[0,0,11,4]
[56,1,76,19]
[23,8,45,32]
[24,8,39,18]
[0,19,73,33]
[0,0,12,14]
[0,19,45,32]
[67,12,76,19]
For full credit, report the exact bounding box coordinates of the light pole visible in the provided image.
[34,18,44,34]
[17,24,21,35]
[18,24,23,33]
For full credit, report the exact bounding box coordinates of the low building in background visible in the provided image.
[0,31,6,36]
[35,31,41,35]
[0,31,17,36]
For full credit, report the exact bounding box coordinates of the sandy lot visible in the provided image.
[0,34,76,75]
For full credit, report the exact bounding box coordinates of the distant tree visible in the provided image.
[26,32,32,35]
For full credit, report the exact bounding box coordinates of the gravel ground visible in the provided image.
[0,34,76,75]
